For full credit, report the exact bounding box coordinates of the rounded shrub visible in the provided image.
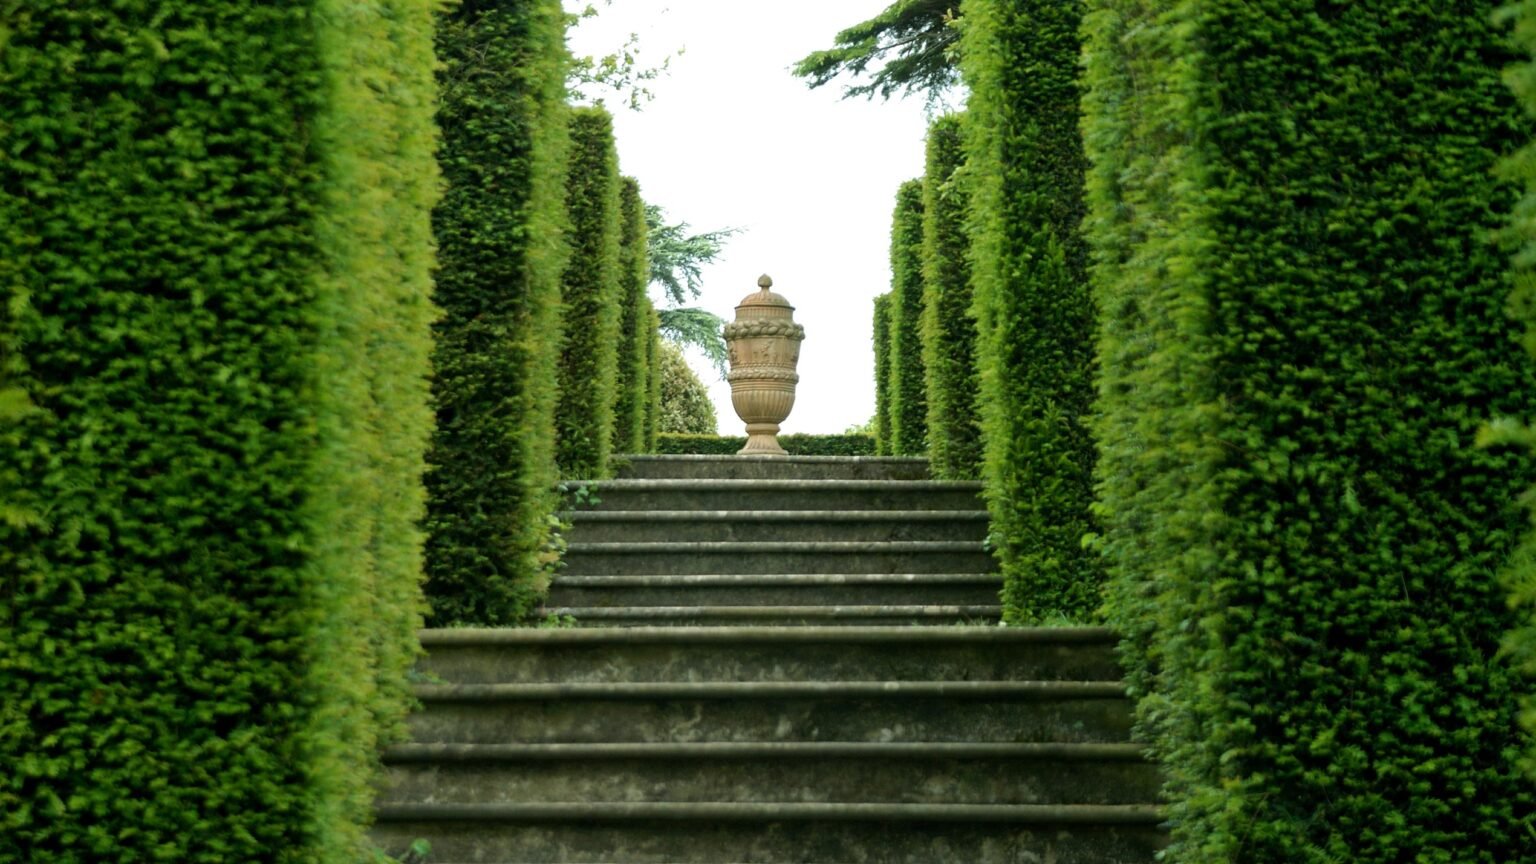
[657,343,718,435]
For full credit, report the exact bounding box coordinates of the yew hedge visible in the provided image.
[887,180,928,456]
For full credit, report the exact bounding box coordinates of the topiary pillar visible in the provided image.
[425,0,570,626]
[0,1,439,858]
[1085,0,1536,859]
[612,176,653,456]
[887,180,929,456]
[873,292,895,456]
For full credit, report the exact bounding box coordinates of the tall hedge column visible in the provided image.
[920,115,983,481]
[425,0,570,625]
[612,176,653,455]
[889,180,928,457]
[0,2,438,859]
[873,292,895,455]
[556,107,624,478]
[964,0,1100,623]
[1085,1,1536,859]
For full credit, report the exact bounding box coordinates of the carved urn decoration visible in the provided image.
[724,274,805,456]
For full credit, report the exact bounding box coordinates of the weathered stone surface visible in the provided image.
[414,626,1124,684]
[563,479,984,512]
[563,509,988,543]
[616,455,931,481]
[373,811,1166,863]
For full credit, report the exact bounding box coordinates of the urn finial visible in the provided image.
[724,274,805,457]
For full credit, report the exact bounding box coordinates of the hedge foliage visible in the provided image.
[1084,2,1536,859]
[657,342,718,435]
[611,176,653,456]
[644,306,664,452]
[657,434,877,457]
[425,0,569,626]
[963,0,1099,624]
[919,115,983,482]
[0,1,438,859]
[1502,0,1536,772]
[556,106,624,479]
[872,292,895,455]
[887,180,928,456]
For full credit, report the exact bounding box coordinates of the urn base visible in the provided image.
[738,423,788,457]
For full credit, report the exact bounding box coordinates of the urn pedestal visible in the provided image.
[724,275,805,456]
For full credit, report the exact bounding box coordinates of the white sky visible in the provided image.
[565,0,937,434]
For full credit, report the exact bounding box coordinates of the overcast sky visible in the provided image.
[565,0,941,434]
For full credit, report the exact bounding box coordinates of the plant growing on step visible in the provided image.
[0,0,437,859]
[426,0,571,626]
[1085,0,1536,859]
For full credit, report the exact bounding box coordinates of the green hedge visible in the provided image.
[658,434,877,456]
[887,180,928,456]
[556,106,624,479]
[425,0,569,626]
[644,305,664,452]
[964,0,1099,624]
[0,2,438,859]
[873,292,895,455]
[611,176,653,456]
[919,115,983,482]
[1502,0,1536,773]
[1085,1,1536,859]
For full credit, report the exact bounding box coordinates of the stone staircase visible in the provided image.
[373,455,1164,863]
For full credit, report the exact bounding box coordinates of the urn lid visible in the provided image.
[737,274,794,311]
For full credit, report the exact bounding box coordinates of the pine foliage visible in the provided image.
[1084,1,1536,859]
[0,1,439,857]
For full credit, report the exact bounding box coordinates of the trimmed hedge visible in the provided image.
[657,342,718,435]
[964,0,1100,624]
[425,0,569,625]
[644,305,664,452]
[0,2,438,859]
[658,434,877,457]
[887,180,928,456]
[612,176,653,456]
[556,106,624,479]
[1503,0,1536,771]
[873,292,895,455]
[1085,1,1536,860]
[919,115,983,482]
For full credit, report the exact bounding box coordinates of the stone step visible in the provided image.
[616,454,932,481]
[563,509,989,543]
[415,626,1124,684]
[545,604,1003,626]
[560,541,993,576]
[545,573,1002,609]
[406,680,1134,745]
[381,742,1160,806]
[564,479,984,512]
[372,804,1164,863]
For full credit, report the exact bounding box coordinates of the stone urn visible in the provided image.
[724,274,805,456]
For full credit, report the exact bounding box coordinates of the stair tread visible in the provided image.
[564,509,990,521]
[385,741,1147,761]
[552,573,1000,585]
[566,479,983,490]
[565,540,984,552]
[413,680,1127,700]
[376,801,1164,824]
[418,625,1113,644]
